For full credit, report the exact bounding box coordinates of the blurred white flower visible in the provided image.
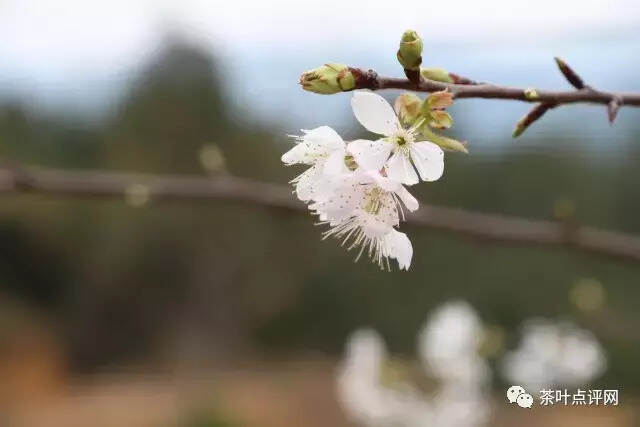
[281,126,348,201]
[337,329,433,427]
[338,301,491,427]
[349,91,444,185]
[501,319,606,390]
[418,301,490,388]
[419,302,482,361]
[418,301,491,427]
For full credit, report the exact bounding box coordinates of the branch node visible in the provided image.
[448,72,479,85]
[524,88,540,100]
[350,67,379,90]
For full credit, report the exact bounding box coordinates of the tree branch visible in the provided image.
[348,57,639,137]
[352,68,640,106]
[352,56,639,106]
[1,166,640,263]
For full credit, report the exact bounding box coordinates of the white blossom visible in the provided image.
[310,170,416,270]
[501,319,606,390]
[418,301,491,388]
[337,302,492,427]
[281,126,348,201]
[337,329,434,427]
[349,91,444,185]
[280,93,450,270]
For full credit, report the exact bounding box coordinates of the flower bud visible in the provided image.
[394,93,423,126]
[420,67,454,83]
[397,30,423,71]
[426,90,454,110]
[428,110,453,129]
[421,90,454,129]
[299,63,356,94]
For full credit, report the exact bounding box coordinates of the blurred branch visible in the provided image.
[349,57,640,136]
[1,166,640,263]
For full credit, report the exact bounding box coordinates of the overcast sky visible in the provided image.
[2,0,639,74]
[1,0,639,145]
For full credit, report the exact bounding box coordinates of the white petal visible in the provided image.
[358,195,399,236]
[365,170,398,191]
[302,126,345,150]
[282,126,345,166]
[395,185,419,212]
[281,142,311,165]
[309,182,365,223]
[292,165,323,201]
[351,91,400,136]
[359,213,396,237]
[386,152,419,186]
[347,139,393,172]
[323,148,347,176]
[410,141,444,182]
[382,229,413,270]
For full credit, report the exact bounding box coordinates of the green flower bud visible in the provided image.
[397,30,423,71]
[428,110,453,129]
[299,63,356,94]
[394,93,423,126]
[420,67,454,83]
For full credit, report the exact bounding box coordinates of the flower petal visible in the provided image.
[302,126,345,150]
[395,185,419,212]
[347,139,393,171]
[323,148,348,176]
[292,165,323,201]
[386,152,419,186]
[351,91,400,136]
[358,193,399,236]
[410,141,444,182]
[281,142,311,165]
[382,229,413,270]
[282,126,345,165]
[309,181,365,224]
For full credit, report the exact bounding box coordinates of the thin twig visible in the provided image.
[347,57,639,137]
[350,67,640,106]
[1,166,639,263]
